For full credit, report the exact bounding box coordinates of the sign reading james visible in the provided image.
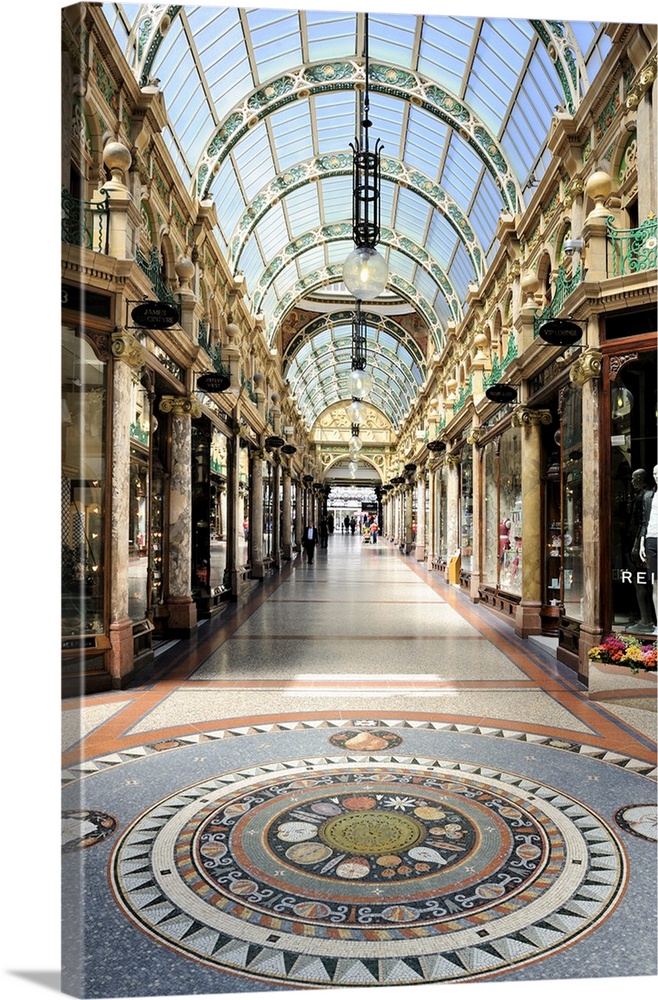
[131,300,179,329]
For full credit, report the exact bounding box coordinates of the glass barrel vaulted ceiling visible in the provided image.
[102,2,611,432]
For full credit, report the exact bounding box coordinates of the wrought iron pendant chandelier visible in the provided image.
[343,13,388,300]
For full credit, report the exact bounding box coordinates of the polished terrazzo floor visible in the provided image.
[61,534,657,999]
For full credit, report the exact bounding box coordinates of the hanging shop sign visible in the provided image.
[537,318,582,346]
[197,372,230,393]
[485,382,517,404]
[131,300,180,329]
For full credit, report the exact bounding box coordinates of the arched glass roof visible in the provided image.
[102,2,611,430]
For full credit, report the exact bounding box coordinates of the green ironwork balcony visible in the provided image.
[606,215,657,277]
[61,188,109,253]
[136,246,177,306]
[483,331,518,390]
[533,265,582,338]
[198,321,230,380]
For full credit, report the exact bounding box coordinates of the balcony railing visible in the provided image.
[136,247,177,306]
[606,216,657,277]
[198,321,230,379]
[61,188,109,253]
[533,265,582,338]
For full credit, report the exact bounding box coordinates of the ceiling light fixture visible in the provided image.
[342,13,388,299]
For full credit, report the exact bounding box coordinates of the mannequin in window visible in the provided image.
[499,517,512,560]
[638,464,658,636]
[627,468,655,632]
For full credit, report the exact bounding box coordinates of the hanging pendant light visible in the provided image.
[342,13,388,299]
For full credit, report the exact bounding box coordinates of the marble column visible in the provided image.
[159,394,201,635]
[511,406,552,638]
[572,350,604,683]
[108,332,145,686]
[250,450,265,579]
[416,469,427,562]
[294,480,303,551]
[272,458,281,567]
[426,465,437,569]
[282,466,292,559]
[226,432,244,598]
[468,430,483,602]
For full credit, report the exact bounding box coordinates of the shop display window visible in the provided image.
[460,451,474,571]
[61,327,107,637]
[239,444,250,567]
[263,458,273,557]
[210,428,228,591]
[609,349,657,629]
[481,428,522,595]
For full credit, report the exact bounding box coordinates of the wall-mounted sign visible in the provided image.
[197,372,230,393]
[131,300,179,329]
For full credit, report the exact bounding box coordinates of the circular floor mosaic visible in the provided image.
[111,755,626,987]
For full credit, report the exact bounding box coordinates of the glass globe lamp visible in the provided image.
[348,368,372,398]
[347,399,363,423]
[342,246,388,299]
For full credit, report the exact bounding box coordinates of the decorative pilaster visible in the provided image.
[159,394,202,634]
[107,334,145,685]
[250,450,265,579]
[511,407,552,637]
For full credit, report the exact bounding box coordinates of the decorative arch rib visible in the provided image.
[230,154,485,281]
[252,223,462,324]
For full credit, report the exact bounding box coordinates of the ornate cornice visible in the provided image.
[159,394,203,419]
[511,406,552,427]
[111,331,145,369]
[569,348,603,386]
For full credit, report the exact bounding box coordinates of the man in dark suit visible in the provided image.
[303,522,318,563]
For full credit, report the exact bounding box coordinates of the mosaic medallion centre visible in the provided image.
[320,808,425,854]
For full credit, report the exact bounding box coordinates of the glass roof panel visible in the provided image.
[305,9,354,61]
[246,8,302,83]
[423,211,459,270]
[212,159,246,236]
[268,101,315,171]
[320,176,352,224]
[403,106,449,176]
[417,16,476,94]
[439,136,484,211]
[394,187,432,245]
[314,93,356,154]
[369,13,417,69]
[285,185,321,238]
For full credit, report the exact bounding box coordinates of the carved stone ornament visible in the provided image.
[511,406,553,427]
[159,394,203,419]
[569,349,603,386]
[111,331,145,369]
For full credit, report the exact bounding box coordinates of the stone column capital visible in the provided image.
[569,348,603,386]
[111,331,145,369]
[511,406,552,427]
[159,394,202,419]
